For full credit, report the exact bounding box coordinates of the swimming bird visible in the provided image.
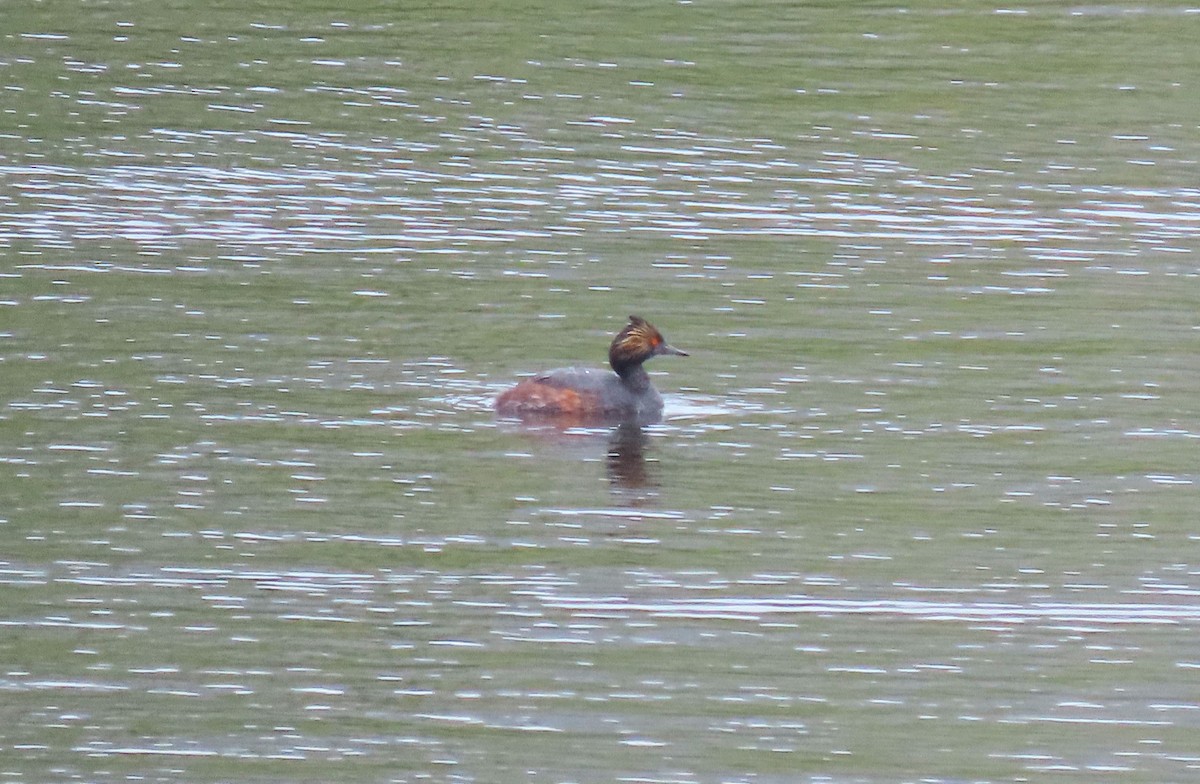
[496,315,687,423]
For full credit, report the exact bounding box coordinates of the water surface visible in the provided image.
[3,2,1200,782]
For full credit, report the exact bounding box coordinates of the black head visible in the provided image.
[608,315,687,377]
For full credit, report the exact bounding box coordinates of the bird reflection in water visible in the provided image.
[497,415,666,505]
[605,421,658,501]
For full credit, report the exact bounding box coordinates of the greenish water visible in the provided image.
[3,2,1200,782]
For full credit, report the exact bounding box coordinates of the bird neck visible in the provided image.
[615,362,652,392]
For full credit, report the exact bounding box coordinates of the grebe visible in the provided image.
[496,315,687,422]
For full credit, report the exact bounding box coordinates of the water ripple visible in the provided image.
[2,154,1197,262]
[545,596,1200,625]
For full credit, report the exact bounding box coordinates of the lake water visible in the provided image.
[3,2,1200,782]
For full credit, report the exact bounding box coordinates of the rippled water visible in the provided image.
[3,2,1200,782]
